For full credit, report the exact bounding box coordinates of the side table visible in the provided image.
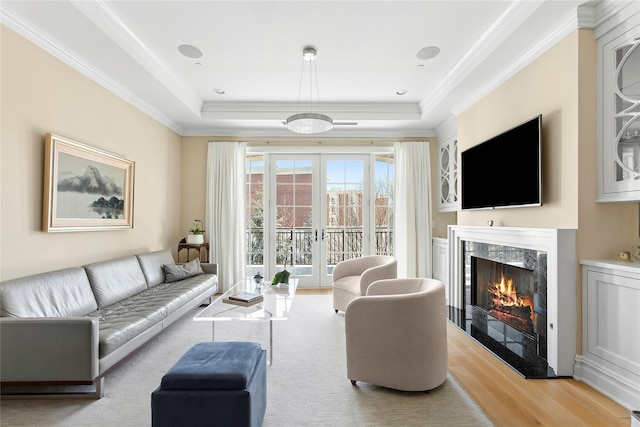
[178,243,209,263]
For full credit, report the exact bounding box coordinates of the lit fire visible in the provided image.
[487,274,534,323]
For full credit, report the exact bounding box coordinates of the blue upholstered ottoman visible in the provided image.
[151,341,267,427]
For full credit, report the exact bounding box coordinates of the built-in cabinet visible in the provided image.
[597,9,640,202]
[431,238,448,303]
[574,260,640,410]
[438,137,457,211]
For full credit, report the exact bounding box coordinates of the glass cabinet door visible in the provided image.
[439,142,451,206]
[614,37,640,182]
[438,137,458,211]
[599,22,640,202]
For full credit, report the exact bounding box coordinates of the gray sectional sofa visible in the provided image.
[0,249,218,397]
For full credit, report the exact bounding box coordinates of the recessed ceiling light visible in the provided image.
[416,46,440,60]
[417,64,424,68]
[214,89,225,95]
[178,44,203,59]
[396,90,407,96]
[195,62,202,66]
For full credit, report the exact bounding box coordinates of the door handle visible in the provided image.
[315,230,318,241]
[321,229,325,241]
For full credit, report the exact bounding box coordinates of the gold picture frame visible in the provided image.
[43,133,135,232]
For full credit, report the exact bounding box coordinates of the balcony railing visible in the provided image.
[246,227,393,268]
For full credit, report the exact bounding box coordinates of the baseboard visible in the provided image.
[574,355,640,411]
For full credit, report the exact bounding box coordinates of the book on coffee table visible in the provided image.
[228,292,263,302]
[223,291,264,307]
[223,295,263,307]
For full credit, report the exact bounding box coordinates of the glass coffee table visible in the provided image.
[194,278,298,364]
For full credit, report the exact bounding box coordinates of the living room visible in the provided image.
[1,1,639,426]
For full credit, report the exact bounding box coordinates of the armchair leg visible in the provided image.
[335,309,338,313]
[351,380,356,385]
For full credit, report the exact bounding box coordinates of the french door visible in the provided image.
[246,151,394,288]
[270,154,369,287]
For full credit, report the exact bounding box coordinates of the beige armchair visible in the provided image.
[332,255,397,313]
[345,278,448,391]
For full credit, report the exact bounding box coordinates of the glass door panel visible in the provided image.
[322,156,368,285]
[374,154,395,256]
[245,155,265,278]
[272,157,318,286]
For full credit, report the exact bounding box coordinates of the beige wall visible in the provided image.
[458,33,582,229]
[0,25,183,281]
[180,137,211,241]
[457,29,639,354]
[458,29,637,257]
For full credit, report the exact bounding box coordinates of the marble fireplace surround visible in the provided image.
[447,226,577,376]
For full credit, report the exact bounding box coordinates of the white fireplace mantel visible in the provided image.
[447,225,577,376]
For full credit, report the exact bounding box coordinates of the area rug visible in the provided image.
[0,294,493,426]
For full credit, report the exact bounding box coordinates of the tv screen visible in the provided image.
[461,115,542,210]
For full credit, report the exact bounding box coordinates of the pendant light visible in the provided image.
[286,47,333,134]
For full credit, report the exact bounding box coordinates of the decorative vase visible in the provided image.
[186,234,204,245]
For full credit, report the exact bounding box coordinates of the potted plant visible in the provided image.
[186,219,205,245]
[272,240,291,285]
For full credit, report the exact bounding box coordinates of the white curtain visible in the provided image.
[206,141,246,292]
[394,141,432,278]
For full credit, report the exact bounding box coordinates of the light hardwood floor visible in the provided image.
[447,322,631,426]
[305,288,632,426]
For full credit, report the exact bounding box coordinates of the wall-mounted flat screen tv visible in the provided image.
[461,115,542,210]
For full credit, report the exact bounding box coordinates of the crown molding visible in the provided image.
[435,115,457,142]
[70,1,202,118]
[1,4,185,136]
[592,0,640,39]
[420,0,545,119]
[181,122,435,138]
[201,101,422,121]
[576,2,597,29]
[451,6,581,117]
[181,129,434,138]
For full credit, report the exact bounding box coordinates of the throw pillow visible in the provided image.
[163,259,204,283]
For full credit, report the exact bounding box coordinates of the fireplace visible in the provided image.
[447,226,577,379]
[472,257,536,336]
[467,255,552,377]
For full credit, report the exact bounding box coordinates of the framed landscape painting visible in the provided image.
[43,133,135,232]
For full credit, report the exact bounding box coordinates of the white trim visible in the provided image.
[201,101,421,121]
[452,8,580,116]
[70,1,202,117]
[574,354,640,411]
[0,5,185,136]
[594,0,640,39]
[247,145,394,154]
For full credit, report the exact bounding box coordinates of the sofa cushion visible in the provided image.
[87,295,168,357]
[0,267,97,317]
[137,250,176,288]
[84,256,147,308]
[86,273,217,357]
[163,259,204,283]
[149,275,217,311]
[332,275,361,295]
